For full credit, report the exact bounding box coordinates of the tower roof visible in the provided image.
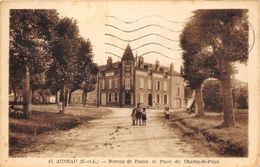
[121,44,135,61]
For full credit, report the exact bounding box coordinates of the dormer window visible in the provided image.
[125,65,131,73]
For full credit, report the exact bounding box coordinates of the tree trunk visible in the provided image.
[22,65,31,118]
[195,86,204,117]
[97,76,100,107]
[220,60,235,126]
[68,90,72,105]
[59,85,66,114]
[55,91,58,103]
[31,89,35,104]
[82,92,87,106]
[232,89,237,109]
[59,89,63,102]
[64,88,69,106]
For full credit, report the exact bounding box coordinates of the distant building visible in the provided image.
[97,44,185,109]
[70,86,97,105]
[9,88,56,104]
[32,89,56,104]
[70,89,83,104]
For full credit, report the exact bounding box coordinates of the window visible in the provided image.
[177,87,180,96]
[139,78,144,89]
[157,81,160,90]
[101,80,105,90]
[125,78,131,90]
[147,79,151,89]
[105,72,114,77]
[164,95,167,104]
[114,78,118,88]
[115,92,118,102]
[111,92,115,102]
[157,94,160,104]
[108,93,112,102]
[163,81,167,91]
[125,65,131,73]
[109,79,112,89]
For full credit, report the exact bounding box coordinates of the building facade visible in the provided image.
[97,44,185,109]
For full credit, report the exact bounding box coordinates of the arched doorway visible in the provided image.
[148,94,152,106]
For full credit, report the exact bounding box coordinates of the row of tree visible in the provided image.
[10,9,98,118]
[180,9,248,127]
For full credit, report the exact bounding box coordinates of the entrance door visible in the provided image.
[125,92,131,105]
[148,94,152,106]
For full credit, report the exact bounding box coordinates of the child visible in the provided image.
[9,105,15,117]
[131,108,136,125]
[135,103,142,126]
[141,108,147,126]
[163,107,170,127]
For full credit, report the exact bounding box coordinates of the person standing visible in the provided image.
[163,107,170,127]
[131,107,137,125]
[135,103,142,126]
[141,107,147,126]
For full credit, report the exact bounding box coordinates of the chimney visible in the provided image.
[138,56,144,68]
[155,60,160,71]
[107,56,112,65]
[170,63,174,73]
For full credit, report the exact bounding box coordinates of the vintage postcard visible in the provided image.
[0,0,259,167]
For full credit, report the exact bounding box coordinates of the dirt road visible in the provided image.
[17,107,217,157]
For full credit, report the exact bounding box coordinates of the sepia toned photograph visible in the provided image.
[1,1,259,167]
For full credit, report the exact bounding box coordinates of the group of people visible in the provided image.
[131,103,171,126]
[9,105,24,118]
[131,103,147,126]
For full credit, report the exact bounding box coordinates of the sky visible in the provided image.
[56,1,249,82]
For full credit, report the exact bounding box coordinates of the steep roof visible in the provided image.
[139,62,180,76]
[121,44,135,61]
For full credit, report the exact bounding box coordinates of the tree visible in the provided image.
[50,17,81,112]
[72,38,98,106]
[180,15,220,117]
[10,9,59,118]
[181,10,248,126]
[50,18,98,110]
[81,63,99,106]
[195,10,248,126]
[180,53,206,117]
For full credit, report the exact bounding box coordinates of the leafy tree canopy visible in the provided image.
[10,9,59,92]
[180,9,248,89]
